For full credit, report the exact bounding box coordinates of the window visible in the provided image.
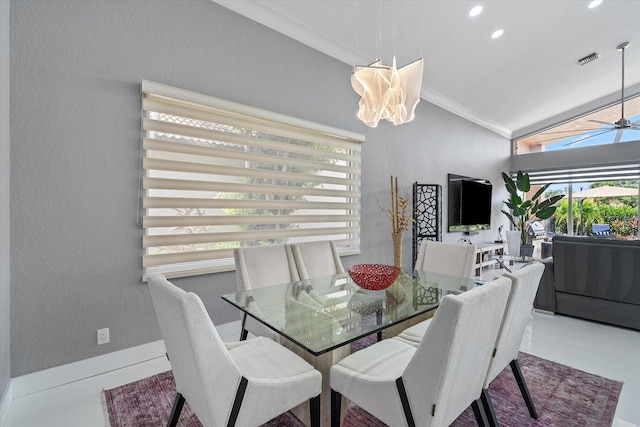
[515,94,640,154]
[140,81,364,279]
[549,180,638,238]
[506,168,639,240]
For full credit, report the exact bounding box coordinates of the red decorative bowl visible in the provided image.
[348,264,401,291]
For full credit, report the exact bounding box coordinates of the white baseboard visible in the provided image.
[9,320,240,401]
[11,340,167,400]
[0,380,13,427]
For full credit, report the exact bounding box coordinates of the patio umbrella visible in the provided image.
[572,185,639,198]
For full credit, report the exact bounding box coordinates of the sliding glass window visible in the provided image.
[513,168,639,240]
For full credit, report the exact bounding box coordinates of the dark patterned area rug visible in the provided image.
[103,351,622,427]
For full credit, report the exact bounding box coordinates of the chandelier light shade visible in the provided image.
[351,57,424,127]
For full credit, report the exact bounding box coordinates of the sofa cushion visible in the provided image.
[533,257,555,312]
[553,236,640,305]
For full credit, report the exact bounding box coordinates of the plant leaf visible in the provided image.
[536,206,557,220]
[516,171,531,193]
[502,172,517,195]
[501,210,517,228]
[531,183,551,201]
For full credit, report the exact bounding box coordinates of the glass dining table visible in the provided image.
[490,253,534,272]
[222,268,483,426]
[223,268,483,356]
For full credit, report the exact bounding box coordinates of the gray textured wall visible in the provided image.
[9,0,509,377]
[1,0,11,395]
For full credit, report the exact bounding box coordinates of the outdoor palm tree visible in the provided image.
[554,199,603,235]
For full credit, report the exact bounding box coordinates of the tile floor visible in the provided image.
[4,312,640,427]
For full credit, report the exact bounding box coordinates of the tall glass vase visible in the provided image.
[392,232,403,268]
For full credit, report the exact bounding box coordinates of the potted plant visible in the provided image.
[501,171,563,257]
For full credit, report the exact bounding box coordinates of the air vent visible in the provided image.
[576,52,601,66]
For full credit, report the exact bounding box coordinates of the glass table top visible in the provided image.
[489,254,536,273]
[222,269,483,356]
[491,254,534,262]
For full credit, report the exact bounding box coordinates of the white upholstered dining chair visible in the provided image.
[291,240,345,280]
[414,239,477,277]
[234,244,300,340]
[330,276,512,427]
[480,261,545,426]
[394,240,478,344]
[147,274,322,427]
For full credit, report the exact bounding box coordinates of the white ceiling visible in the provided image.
[213,0,640,138]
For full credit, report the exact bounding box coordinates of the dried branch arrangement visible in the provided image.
[384,175,411,233]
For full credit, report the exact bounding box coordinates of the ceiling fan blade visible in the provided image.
[588,119,616,126]
[613,128,624,143]
[532,129,607,145]
[532,135,577,145]
[539,127,612,136]
[563,129,613,146]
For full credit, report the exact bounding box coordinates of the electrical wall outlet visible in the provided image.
[97,328,110,345]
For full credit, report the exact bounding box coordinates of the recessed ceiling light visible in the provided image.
[469,5,483,17]
[491,29,504,39]
[588,0,602,8]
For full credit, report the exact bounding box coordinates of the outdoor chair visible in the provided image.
[592,224,612,236]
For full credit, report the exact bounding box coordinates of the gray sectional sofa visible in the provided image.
[534,235,640,331]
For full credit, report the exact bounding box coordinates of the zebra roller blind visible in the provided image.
[140,80,364,279]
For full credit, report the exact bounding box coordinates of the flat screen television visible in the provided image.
[448,173,492,234]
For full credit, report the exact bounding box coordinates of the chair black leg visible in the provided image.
[167,393,185,427]
[471,398,489,427]
[480,388,500,427]
[310,394,321,427]
[227,377,248,427]
[395,378,416,427]
[331,389,342,427]
[376,310,383,341]
[510,359,538,418]
[240,313,248,341]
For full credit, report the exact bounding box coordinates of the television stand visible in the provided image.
[474,242,505,278]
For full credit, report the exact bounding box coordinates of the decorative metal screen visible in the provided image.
[412,183,442,267]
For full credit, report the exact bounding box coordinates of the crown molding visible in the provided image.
[422,89,512,138]
[212,0,513,139]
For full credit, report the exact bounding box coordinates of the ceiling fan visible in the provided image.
[538,41,640,146]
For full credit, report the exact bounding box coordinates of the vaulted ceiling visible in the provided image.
[213,0,640,139]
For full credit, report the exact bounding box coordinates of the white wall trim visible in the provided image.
[11,340,167,399]
[212,0,513,139]
[9,321,240,400]
[0,380,12,427]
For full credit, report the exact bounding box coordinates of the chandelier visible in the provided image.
[351,57,424,127]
